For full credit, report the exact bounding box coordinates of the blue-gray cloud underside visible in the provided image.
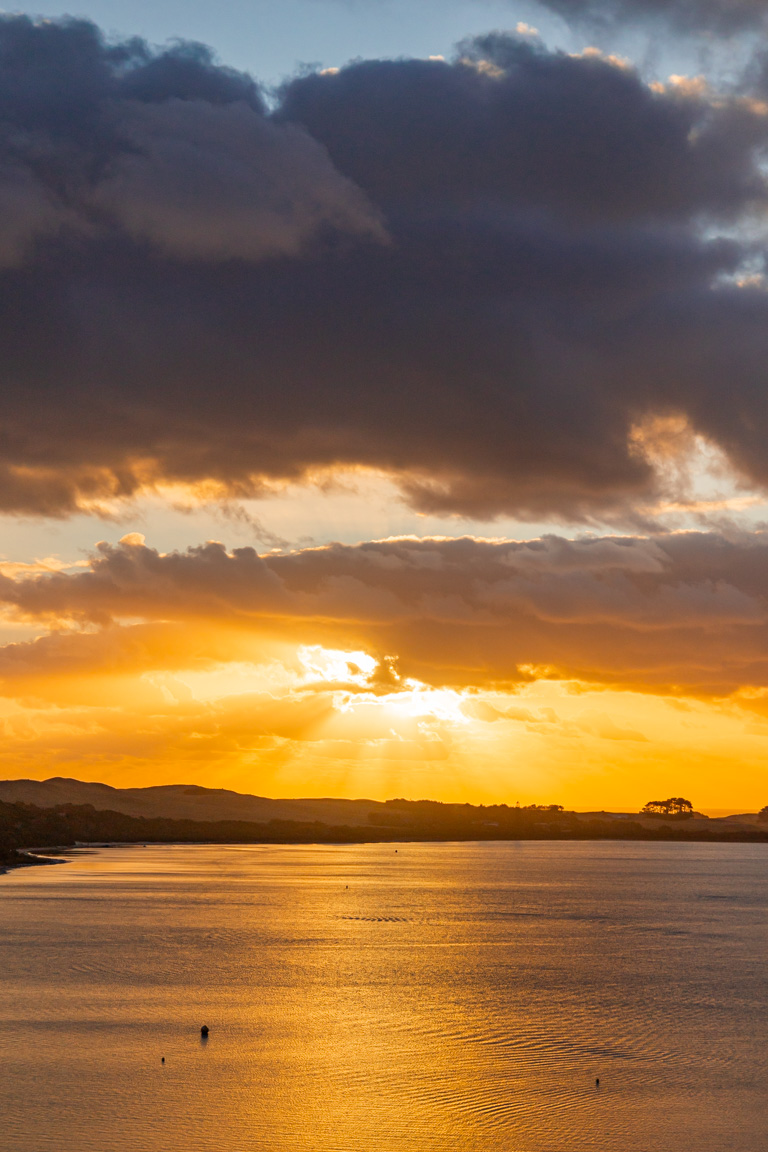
[2,19,768,519]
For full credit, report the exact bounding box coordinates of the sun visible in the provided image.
[298,645,378,685]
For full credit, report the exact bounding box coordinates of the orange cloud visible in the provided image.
[0,531,765,807]
[1,531,767,695]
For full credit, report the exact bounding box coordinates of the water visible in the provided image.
[1,841,766,1151]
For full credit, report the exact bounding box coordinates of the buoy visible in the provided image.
[161,1057,165,1064]
[200,1025,209,1037]
[595,1078,600,1087]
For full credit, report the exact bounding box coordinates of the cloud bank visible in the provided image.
[2,531,768,696]
[1,18,768,522]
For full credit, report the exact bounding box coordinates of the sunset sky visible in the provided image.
[4,0,768,810]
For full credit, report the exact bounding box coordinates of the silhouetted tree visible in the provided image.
[641,797,693,817]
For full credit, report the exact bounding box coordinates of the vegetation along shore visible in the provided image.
[2,790,767,872]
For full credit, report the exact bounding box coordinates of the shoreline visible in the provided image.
[0,846,78,874]
[2,789,767,861]
[4,832,768,878]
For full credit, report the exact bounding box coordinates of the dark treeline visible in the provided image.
[2,798,768,869]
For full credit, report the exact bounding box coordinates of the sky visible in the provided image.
[4,2,768,810]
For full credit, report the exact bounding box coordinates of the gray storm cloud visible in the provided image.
[94,99,385,261]
[1,17,768,521]
[0,24,383,265]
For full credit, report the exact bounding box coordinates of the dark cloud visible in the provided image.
[0,17,383,266]
[278,37,763,222]
[3,531,768,694]
[0,20,768,519]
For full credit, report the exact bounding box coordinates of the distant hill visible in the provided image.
[1,783,767,870]
[0,778,761,832]
[0,777,385,827]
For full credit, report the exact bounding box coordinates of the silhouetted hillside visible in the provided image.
[2,796,768,870]
[0,777,385,826]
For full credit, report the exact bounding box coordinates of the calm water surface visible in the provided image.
[0,841,766,1151]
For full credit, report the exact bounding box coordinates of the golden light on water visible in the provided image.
[4,842,767,1152]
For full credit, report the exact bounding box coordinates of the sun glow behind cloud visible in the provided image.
[3,14,768,810]
[0,599,766,810]
[1,526,768,809]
